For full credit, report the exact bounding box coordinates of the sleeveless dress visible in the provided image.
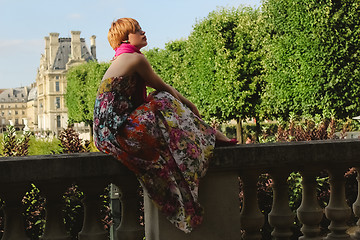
[93,73,216,233]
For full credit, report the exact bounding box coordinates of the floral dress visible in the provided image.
[93,73,216,233]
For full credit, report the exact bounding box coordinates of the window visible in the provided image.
[15,119,18,125]
[56,75,59,79]
[1,105,3,108]
[8,110,11,115]
[15,111,18,115]
[56,81,60,92]
[56,115,61,128]
[56,97,61,109]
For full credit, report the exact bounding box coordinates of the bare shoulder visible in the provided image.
[102,53,145,80]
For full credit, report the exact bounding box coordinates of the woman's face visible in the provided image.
[128,27,147,49]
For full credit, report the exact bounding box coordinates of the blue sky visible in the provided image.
[0,0,261,89]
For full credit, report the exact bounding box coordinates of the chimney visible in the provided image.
[44,36,50,64]
[90,35,97,60]
[71,31,81,60]
[49,33,59,68]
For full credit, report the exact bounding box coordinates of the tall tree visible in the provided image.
[146,7,263,142]
[186,7,263,142]
[65,61,110,142]
[261,0,360,120]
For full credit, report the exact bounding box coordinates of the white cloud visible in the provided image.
[67,13,82,20]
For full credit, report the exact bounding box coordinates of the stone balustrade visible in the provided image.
[0,139,360,239]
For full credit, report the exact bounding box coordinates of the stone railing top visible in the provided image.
[1,139,360,184]
[212,139,360,171]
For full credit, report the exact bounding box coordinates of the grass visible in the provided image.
[28,136,63,155]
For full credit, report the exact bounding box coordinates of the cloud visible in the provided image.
[67,13,82,20]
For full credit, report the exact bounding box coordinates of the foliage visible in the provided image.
[65,61,110,142]
[28,136,63,155]
[145,6,263,127]
[2,125,31,157]
[276,117,337,142]
[58,127,90,153]
[260,0,360,120]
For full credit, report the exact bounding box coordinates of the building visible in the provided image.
[36,31,96,135]
[0,31,96,136]
[0,87,31,132]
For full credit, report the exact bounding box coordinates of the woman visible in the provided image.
[93,18,236,233]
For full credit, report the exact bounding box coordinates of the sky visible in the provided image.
[0,0,261,89]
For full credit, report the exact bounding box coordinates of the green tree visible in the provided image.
[146,7,263,142]
[184,7,263,142]
[65,61,110,142]
[261,0,360,120]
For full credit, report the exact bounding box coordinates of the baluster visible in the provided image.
[0,183,30,240]
[324,168,351,240]
[297,170,323,240]
[239,170,264,240]
[352,168,360,240]
[37,181,71,240]
[268,169,294,240]
[113,175,144,240]
[78,180,108,240]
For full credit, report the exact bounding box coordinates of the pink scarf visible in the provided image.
[113,43,142,59]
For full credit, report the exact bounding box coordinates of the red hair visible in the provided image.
[107,18,140,50]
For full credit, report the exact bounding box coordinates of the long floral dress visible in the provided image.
[93,73,216,233]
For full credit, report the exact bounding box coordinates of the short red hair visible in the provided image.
[108,18,140,50]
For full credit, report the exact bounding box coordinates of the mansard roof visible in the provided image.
[27,87,37,101]
[53,38,95,70]
[0,87,30,103]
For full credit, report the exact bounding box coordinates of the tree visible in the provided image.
[146,7,263,142]
[65,61,110,142]
[260,0,360,120]
[145,40,190,96]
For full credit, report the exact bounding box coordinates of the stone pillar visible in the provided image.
[239,170,264,240]
[352,168,360,240]
[324,168,351,240]
[297,170,323,240]
[38,182,71,240]
[49,33,59,68]
[90,35,96,60]
[113,174,144,240]
[78,180,108,240]
[144,170,241,240]
[268,169,294,240]
[0,183,30,240]
[44,36,50,69]
[71,31,81,60]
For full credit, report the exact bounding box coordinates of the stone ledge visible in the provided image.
[1,139,359,183]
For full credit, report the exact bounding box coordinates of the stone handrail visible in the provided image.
[0,139,360,239]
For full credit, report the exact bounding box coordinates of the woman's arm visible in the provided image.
[134,54,201,117]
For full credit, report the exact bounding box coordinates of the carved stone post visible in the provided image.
[239,170,264,240]
[324,168,351,240]
[352,168,360,240]
[297,170,323,240]
[0,183,30,240]
[78,180,108,240]
[113,174,144,240]
[268,169,294,240]
[37,182,71,240]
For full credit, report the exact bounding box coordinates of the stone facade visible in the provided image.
[36,31,96,135]
[0,86,31,132]
[0,31,96,135]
